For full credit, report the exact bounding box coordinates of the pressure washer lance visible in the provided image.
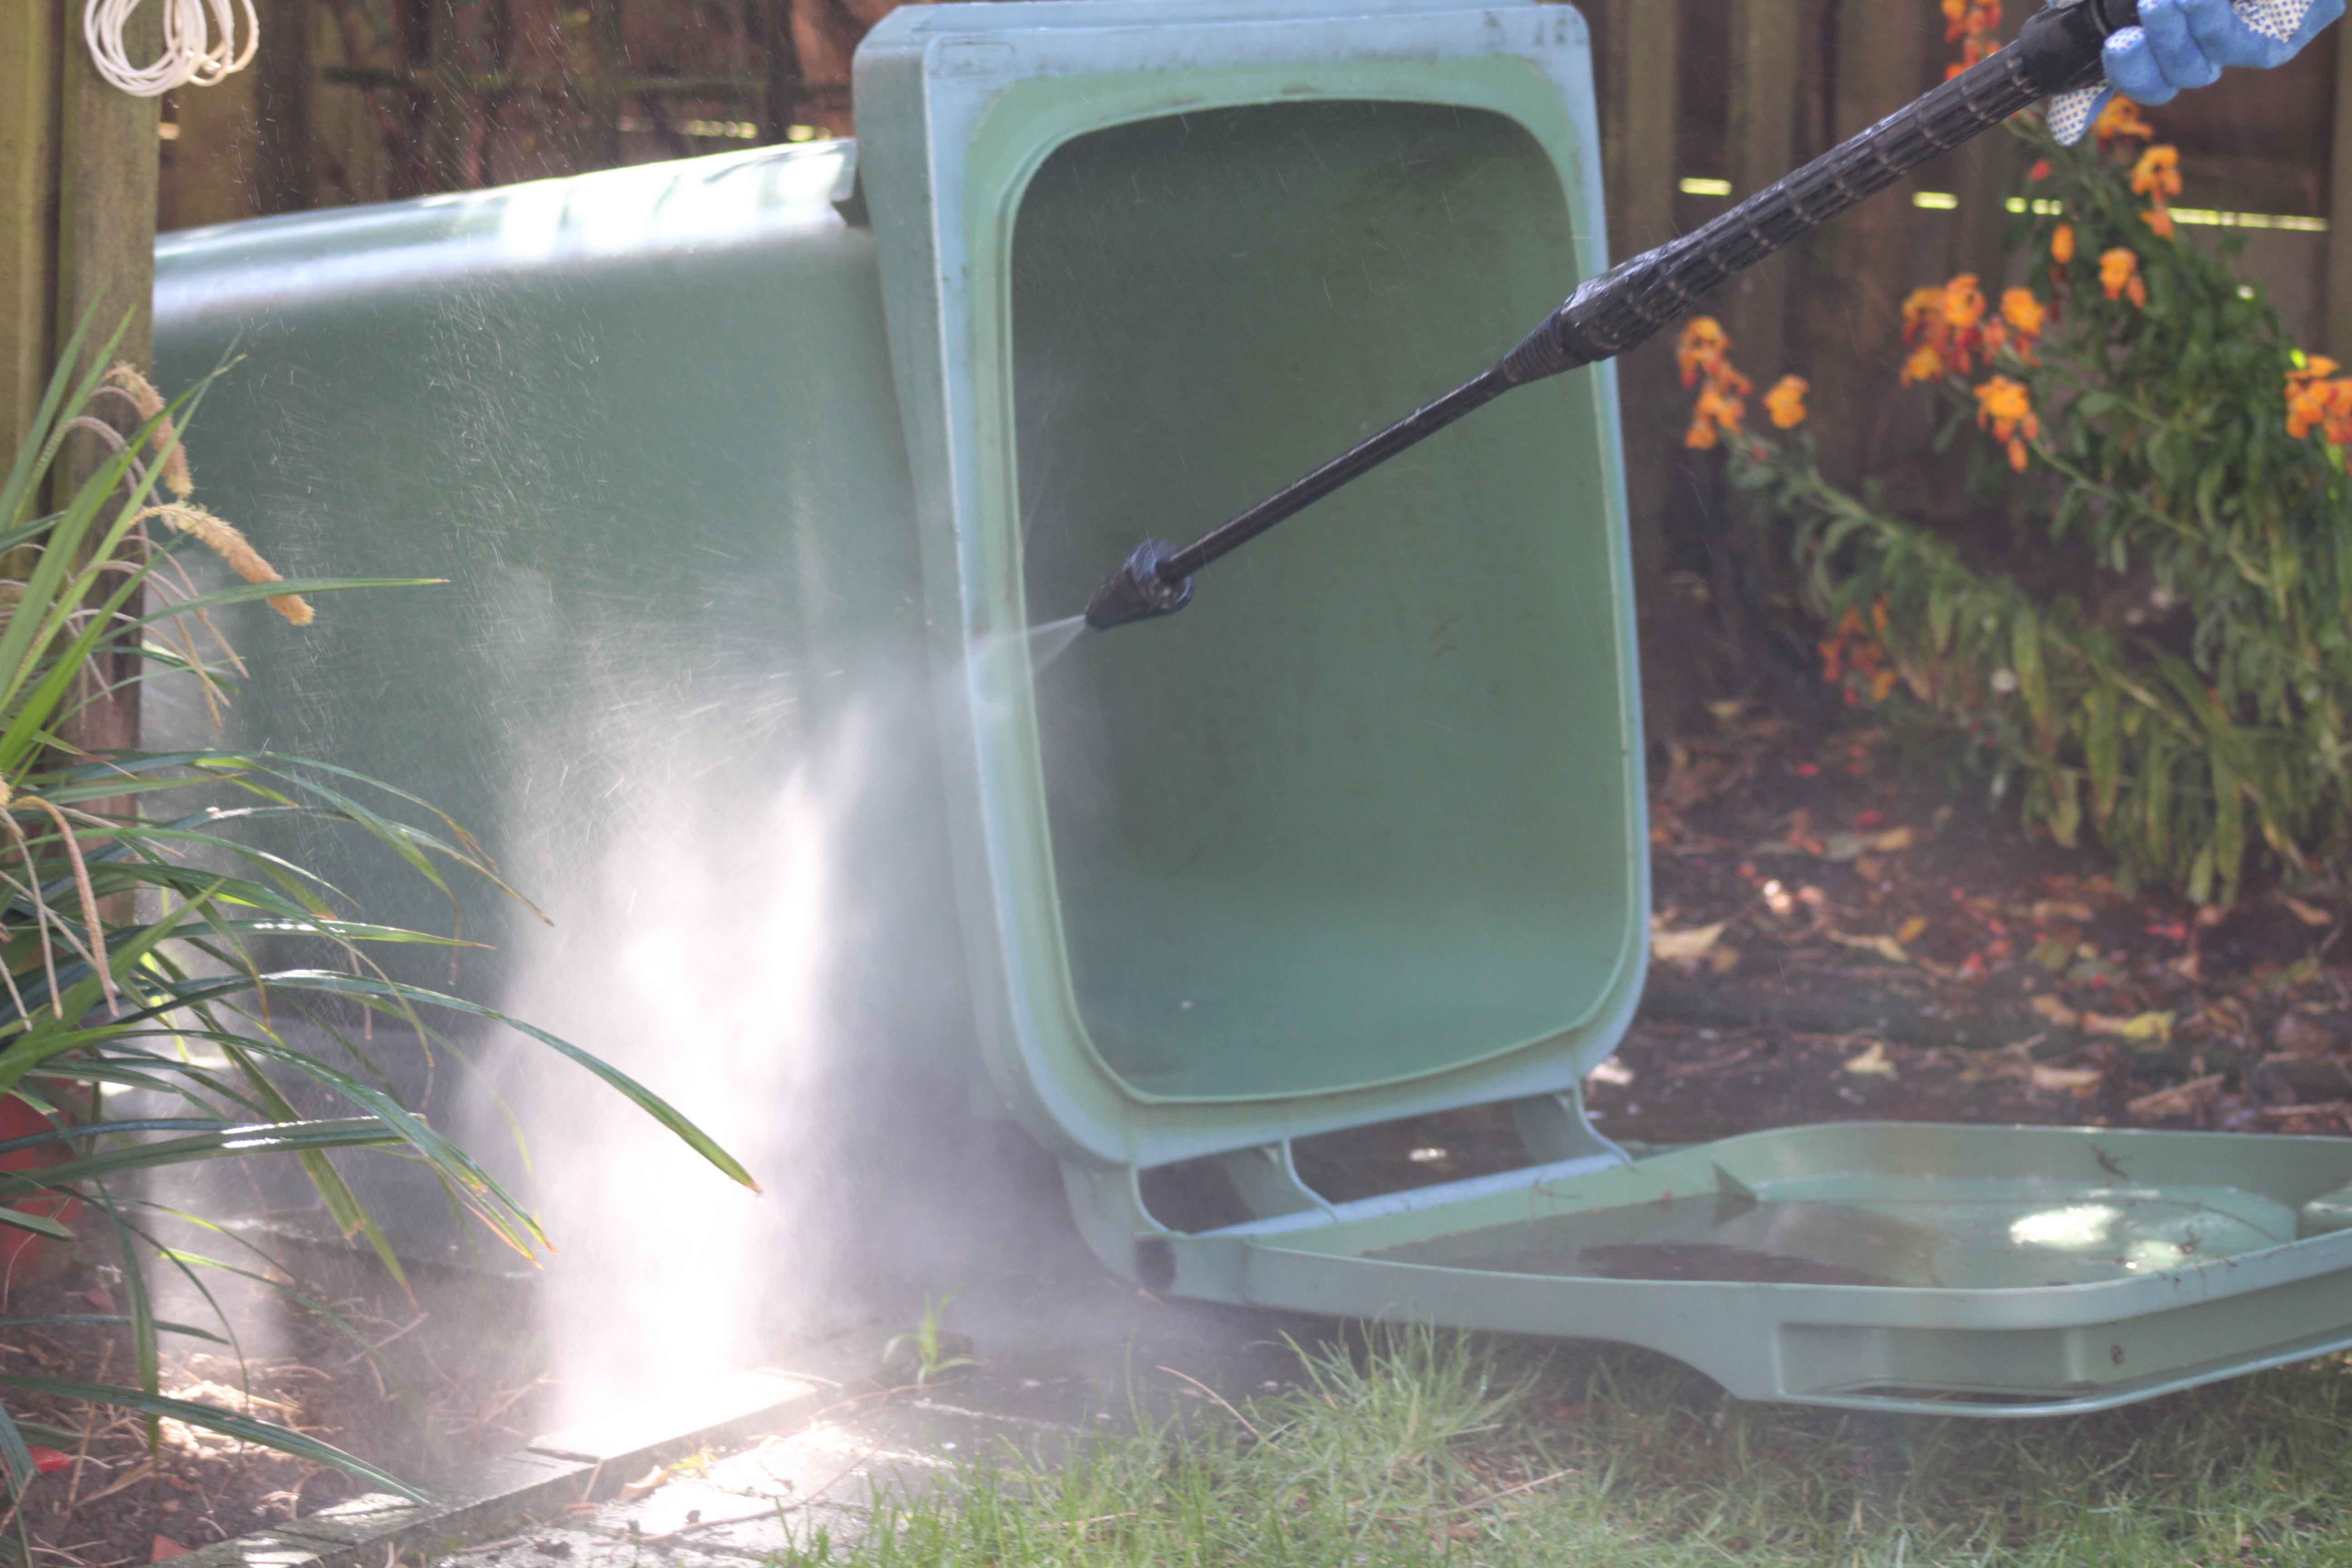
[1082,0,2145,632]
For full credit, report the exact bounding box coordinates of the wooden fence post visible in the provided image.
[0,0,158,761]
[1,0,62,464]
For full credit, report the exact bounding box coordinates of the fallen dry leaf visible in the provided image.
[2082,1009,2173,1047]
[2029,899,2095,924]
[1650,920,1726,964]
[1896,915,1929,945]
[151,1539,188,1563]
[2029,1063,2103,1093]
[1843,1042,1897,1076]
[1588,1059,1635,1088]
[2286,897,2334,927]
[1830,930,1909,964]
[2029,995,2081,1029]
[1821,826,1918,862]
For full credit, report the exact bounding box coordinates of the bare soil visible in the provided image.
[1,1234,550,1568]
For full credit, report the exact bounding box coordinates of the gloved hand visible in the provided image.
[2045,0,2342,145]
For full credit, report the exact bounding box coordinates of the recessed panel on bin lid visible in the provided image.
[858,0,1646,1170]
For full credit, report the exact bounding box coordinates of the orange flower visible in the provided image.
[2099,248,2143,305]
[1902,343,1947,386]
[1942,274,1988,332]
[1697,380,1745,431]
[1763,375,1809,429]
[2142,203,2176,240]
[1901,286,1948,343]
[1676,317,1732,388]
[1685,414,1721,451]
[2094,96,2155,146]
[2129,145,2182,200]
[2286,358,2352,446]
[2051,223,2076,264]
[1999,288,2046,339]
[1974,375,2040,468]
[1943,0,2001,69]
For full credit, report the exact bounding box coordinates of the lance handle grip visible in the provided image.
[1500,0,2140,384]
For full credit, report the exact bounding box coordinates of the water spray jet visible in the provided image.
[1082,0,2137,634]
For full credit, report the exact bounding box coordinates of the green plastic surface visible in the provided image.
[146,0,2352,1413]
[1172,1122,2352,1415]
[855,0,1646,1169]
[1013,102,1627,1103]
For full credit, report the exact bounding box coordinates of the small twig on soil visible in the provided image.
[461,1375,552,1435]
[1370,1469,1574,1524]
[441,1533,533,1558]
[1154,1366,1266,1444]
[1046,1512,1138,1532]
[68,1462,155,1512]
[341,1314,428,1368]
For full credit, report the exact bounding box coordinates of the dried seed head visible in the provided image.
[105,363,193,499]
[139,504,314,626]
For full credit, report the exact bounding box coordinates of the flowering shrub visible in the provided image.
[1698,104,2352,905]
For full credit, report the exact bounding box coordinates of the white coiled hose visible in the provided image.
[81,0,259,97]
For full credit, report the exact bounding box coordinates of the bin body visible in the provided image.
[152,147,993,1301]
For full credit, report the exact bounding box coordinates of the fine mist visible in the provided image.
[473,577,1004,1430]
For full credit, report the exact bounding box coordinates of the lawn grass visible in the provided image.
[782,1331,2352,1566]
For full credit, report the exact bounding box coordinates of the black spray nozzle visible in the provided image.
[1077,0,2146,636]
[1084,538,1196,631]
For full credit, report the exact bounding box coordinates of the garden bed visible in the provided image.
[2,1233,550,1568]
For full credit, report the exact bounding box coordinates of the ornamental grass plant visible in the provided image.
[1695,96,2352,906]
[0,319,755,1502]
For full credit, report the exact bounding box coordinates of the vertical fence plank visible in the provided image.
[255,0,316,214]
[1944,5,2025,288]
[1803,0,1931,480]
[429,0,478,187]
[1726,0,1802,382]
[1600,0,1681,691]
[591,0,626,168]
[762,0,802,142]
[2329,22,2352,354]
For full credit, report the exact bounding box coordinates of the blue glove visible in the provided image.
[2046,0,2342,145]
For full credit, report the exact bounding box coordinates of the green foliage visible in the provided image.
[882,1292,977,1386]
[1730,122,2352,904]
[776,1331,2352,1566]
[0,319,755,1498]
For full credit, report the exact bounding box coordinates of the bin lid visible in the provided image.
[857,0,1646,1173]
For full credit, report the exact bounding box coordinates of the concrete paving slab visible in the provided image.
[286,1449,597,1563]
